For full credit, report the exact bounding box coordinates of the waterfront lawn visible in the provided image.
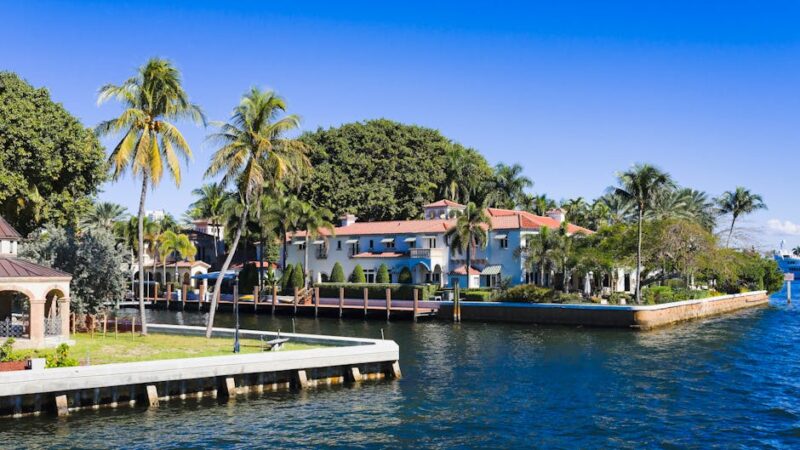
[12,333,321,365]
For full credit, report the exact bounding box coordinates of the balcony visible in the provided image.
[409,248,446,259]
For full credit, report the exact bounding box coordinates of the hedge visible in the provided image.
[463,290,492,301]
[330,262,345,283]
[350,264,366,283]
[315,283,437,300]
[377,264,390,283]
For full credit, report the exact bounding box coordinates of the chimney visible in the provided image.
[546,208,566,224]
[340,214,357,227]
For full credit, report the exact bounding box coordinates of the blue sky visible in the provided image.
[2,1,798,250]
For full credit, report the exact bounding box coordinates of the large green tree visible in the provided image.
[299,119,493,221]
[0,72,107,235]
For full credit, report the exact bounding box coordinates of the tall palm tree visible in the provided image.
[793,246,800,258]
[295,202,336,287]
[523,226,559,287]
[716,187,767,247]
[80,202,129,231]
[562,197,589,226]
[189,183,227,260]
[445,202,492,318]
[263,194,303,271]
[612,164,674,303]
[489,163,533,209]
[96,58,204,334]
[204,87,310,338]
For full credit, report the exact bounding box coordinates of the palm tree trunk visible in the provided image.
[635,208,643,304]
[726,216,737,248]
[137,175,149,335]
[258,242,264,293]
[304,235,310,288]
[205,205,249,338]
[539,260,545,288]
[162,257,167,296]
[281,226,288,271]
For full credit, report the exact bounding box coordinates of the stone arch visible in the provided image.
[44,288,67,319]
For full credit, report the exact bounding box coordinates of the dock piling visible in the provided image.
[386,288,392,321]
[413,289,419,322]
[146,385,159,407]
[55,394,69,416]
[339,287,344,318]
[363,288,369,318]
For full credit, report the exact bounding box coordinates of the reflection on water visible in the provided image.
[3,297,799,448]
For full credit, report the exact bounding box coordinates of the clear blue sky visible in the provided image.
[2,1,798,250]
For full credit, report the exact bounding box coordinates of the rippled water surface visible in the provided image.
[4,295,800,449]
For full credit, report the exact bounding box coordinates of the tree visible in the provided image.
[158,231,197,290]
[398,266,413,284]
[96,58,204,335]
[716,187,767,247]
[612,164,674,303]
[299,119,494,221]
[793,246,800,258]
[188,183,226,260]
[486,163,533,209]
[330,262,345,283]
[377,263,391,283]
[446,202,492,295]
[263,194,303,271]
[522,226,559,287]
[291,262,305,291]
[295,202,335,287]
[280,264,294,293]
[20,227,126,313]
[80,202,128,232]
[350,264,366,283]
[0,72,107,235]
[204,87,310,338]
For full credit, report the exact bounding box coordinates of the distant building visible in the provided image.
[145,210,166,221]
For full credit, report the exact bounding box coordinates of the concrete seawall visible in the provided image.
[0,324,401,418]
[438,291,770,329]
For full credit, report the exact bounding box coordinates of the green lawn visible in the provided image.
[11,333,320,365]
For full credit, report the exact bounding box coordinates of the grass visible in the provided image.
[9,332,321,365]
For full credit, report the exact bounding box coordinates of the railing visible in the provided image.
[44,317,62,336]
[0,317,26,338]
[409,248,445,259]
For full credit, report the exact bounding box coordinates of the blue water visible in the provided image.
[3,295,800,449]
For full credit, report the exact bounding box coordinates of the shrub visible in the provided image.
[315,283,436,300]
[556,293,584,304]
[350,264,366,283]
[463,290,492,301]
[607,292,632,305]
[280,265,294,293]
[238,263,259,294]
[665,278,686,289]
[397,267,412,284]
[502,285,556,303]
[291,263,305,290]
[642,286,674,305]
[377,263,391,283]
[46,343,78,368]
[0,338,15,362]
[330,262,345,283]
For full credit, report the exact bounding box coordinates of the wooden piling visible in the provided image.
[166,283,172,308]
[295,370,309,389]
[55,394,69,416]
[314,287,320,317]
[198,284,206,311]
[413,289,419,321]
[363,288,369,318]
[339,287,344,318]
[293,287,299,315]
[224,377,237,397]
[272,286,277,315]
[348,366,362,382]
[181,285,188,310]
[386,288,392,321]
[253,287,260,312]
[146,385,159,407]
[390,361,402,379]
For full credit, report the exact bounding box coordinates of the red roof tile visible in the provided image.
[0,257,71,278]
[0,216,21,239]
[423,199,465,208]
[450,265,480,275]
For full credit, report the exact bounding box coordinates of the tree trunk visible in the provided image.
[205,205,248,338]
[635,208,643,304]
[281,226,288,271]
[539,260,545,288]
[726,216,737,248]
[137,175,149,335]
[162,258,167,297]
[304,235,310,288]
[258,242,264,293]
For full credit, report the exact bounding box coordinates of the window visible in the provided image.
[408,239,416,249]
[349,242,360,256]
[364,269,376,283]
[425,237,437,248]
[336,240,342,251]
[369,239,374,250]
[298,243,306,251]
[499,237,509,249]
[384,239,395,249]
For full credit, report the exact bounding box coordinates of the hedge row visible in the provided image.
[315,283,437,300]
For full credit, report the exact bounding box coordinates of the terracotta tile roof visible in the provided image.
[423,199,465,208]
[231,260,278,270]
[145,260,211,269]
[0,257,71,278]
[351,252,406,258]
[450,264,480,275]
[0,216,21,239]
[290,209,593,238]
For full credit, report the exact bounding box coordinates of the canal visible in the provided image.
[3,295,799,448]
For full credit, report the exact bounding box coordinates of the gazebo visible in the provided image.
[0,216,71,349]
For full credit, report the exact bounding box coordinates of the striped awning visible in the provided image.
[481,265,502,275]
[313,240,324,245]
[493,234,508,240]
[292,240,305,245]
[403,237,416,242]
[345,239,359,244]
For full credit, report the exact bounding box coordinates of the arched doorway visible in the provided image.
[44,289,66,337]
[0,289,31,339]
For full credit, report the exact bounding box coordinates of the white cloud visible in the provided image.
[767,219,800,236]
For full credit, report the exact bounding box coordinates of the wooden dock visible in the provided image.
[130,285,439,321]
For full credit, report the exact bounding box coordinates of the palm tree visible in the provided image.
[263,194,303,271]
[523,226,559,287]
[716,187,767,247]
[612,164,674,303]
[96,58,204,334]
[189,183,227,260]
[562,197,589,226]
[793,246,800,258]
[204,87,310,338]
[445,202,492,319]
[295,202,336,287]
[489,163,533,209]
[80,202,128,231]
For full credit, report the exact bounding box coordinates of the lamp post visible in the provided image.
[233,273,240,353]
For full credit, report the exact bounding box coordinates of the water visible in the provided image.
[4,295,800,449]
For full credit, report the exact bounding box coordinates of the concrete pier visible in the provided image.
[0,324,400,418]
